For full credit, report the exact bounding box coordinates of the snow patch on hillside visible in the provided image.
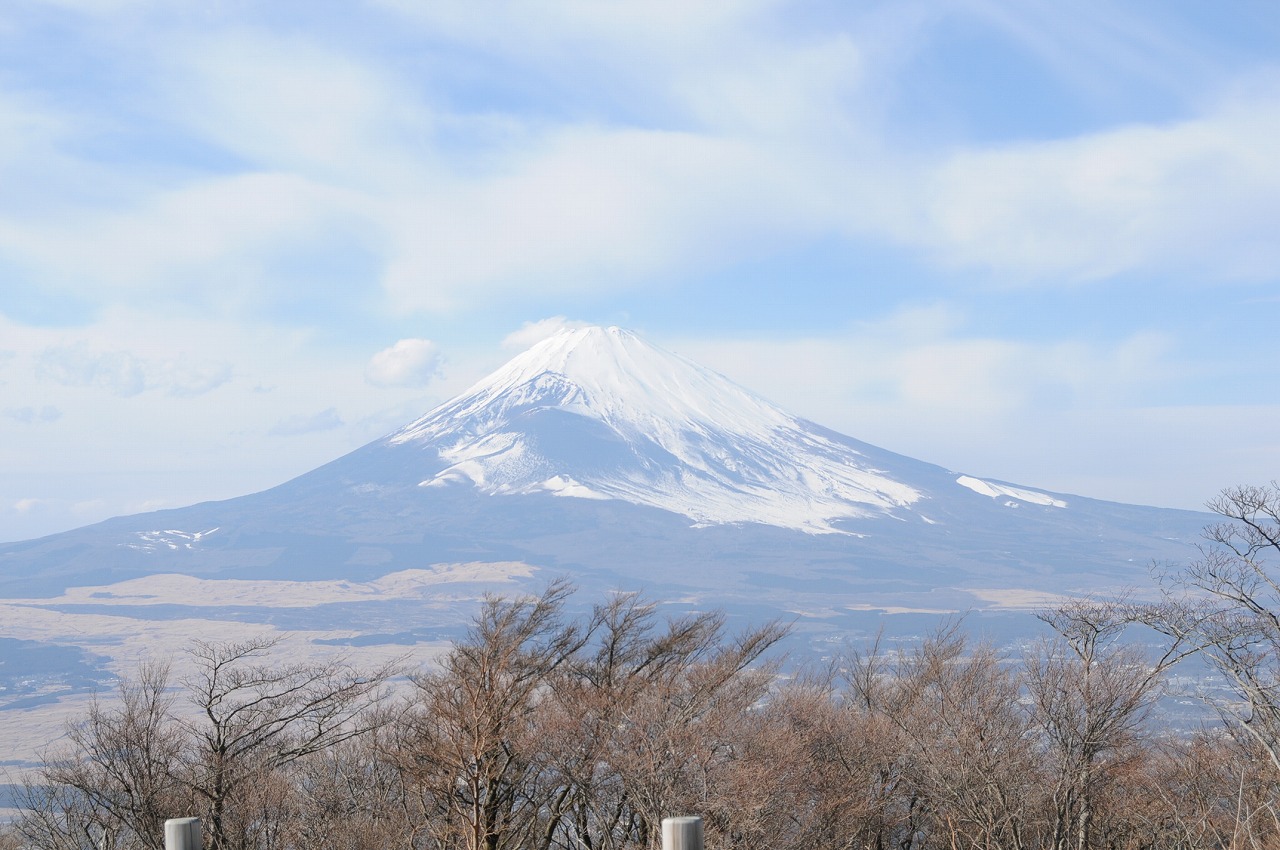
[956,476,1067,508]
[122,527,219,552]
[531,475,610,499]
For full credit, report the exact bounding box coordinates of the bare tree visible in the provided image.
[537,592,732,850]
[398,579,590,850]
[289,718,416,850]
[1027,598,1186,850]
[839,625,1045,850]
[1148,483,1280,775]
[708,664,912,850]
[1108,730,1280,850]
[14,662,188,850]
[838,634,935,850]
[14,778,113,850]
[896,628,1041,850]
[178,636,395,850]
[602,615,788,850]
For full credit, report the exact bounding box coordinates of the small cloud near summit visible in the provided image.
[366,338,443,388]
[503,317,593,350]
[12,498,44,514]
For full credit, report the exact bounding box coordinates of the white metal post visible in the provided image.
[661,816,703,850]
[164,818,201,850]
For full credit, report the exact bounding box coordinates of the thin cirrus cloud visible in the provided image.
[359,0,1280,298]
[34,343,232,397]
[0,9,820,315]
[0,173,357,297]
[4,405,62,424]
[895,91,1280,282]
[163,29,807,311]
[380,128,824,312]
[2,4,1276,321]
[269,407,344,437]
[673,306,1176,430]
[365,338,443,388]
[167,32,432,182]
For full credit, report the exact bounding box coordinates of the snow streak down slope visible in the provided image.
[389,327,920,533]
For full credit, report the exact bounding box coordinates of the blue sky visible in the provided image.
[2,0,1278,542]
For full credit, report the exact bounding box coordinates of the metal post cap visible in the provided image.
[164,818,202,850]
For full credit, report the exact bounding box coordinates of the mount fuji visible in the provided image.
[1,326,1205,595]
[0,326,1210,758]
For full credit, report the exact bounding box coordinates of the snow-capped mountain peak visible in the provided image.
[388,326,922,533]
[395,326,791,442]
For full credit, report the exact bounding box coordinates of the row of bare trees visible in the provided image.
[7,484,1280,850]
[12,637,397,850]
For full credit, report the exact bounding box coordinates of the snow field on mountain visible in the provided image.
[392,327,924,532]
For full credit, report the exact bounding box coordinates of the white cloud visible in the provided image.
[0,90,65,175]
[0,13,844,315]
[502,317,593,350]
[0,309,423,542]
[665,321,1246,509]
[672,311,1177,438]
[0,173,359,297]
[5,6,1273,322]
[888,92,1280,281]
[158,358,235,397]
[365,338,443,387]
[380,128,789,310]
[371,0,782,72]
[376,0,860,139]
[34,343,231,397]
[35,343,148,396]
[169,32,432,184]
[5,406,61,424]
[359,1,1271,303]
[269,407,344,437]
